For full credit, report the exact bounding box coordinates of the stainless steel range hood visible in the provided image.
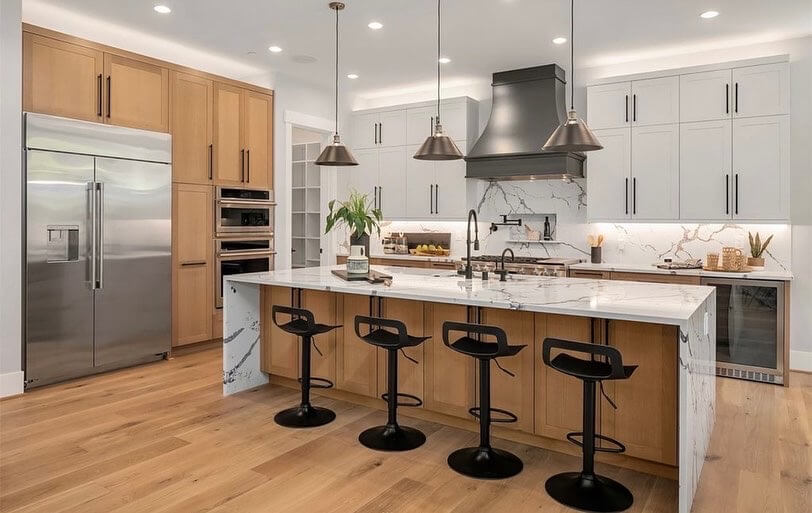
[465,64,585,180]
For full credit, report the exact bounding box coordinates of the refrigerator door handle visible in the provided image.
[97,182,104,289]
[89,181,98,289]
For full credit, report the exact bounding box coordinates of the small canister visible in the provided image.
[346,245,369,274]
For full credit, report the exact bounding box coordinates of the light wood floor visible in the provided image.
[1,347,808,512]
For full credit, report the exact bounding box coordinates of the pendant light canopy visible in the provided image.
[414,0,463,161]
[542,0,602,152]
[316,2,358,166]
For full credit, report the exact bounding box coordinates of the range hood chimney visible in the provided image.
[465,64,585,180]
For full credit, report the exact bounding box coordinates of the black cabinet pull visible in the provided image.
[625,95,629,123]
[106,76,111,118]
[373,186,378,209]
[734,83,738,113]
[430,116,434,136]
[632,177,637,215]
[246,149,250,183]
[735,173,739,215]
[97,74,102,117]
[208,144,213,180]
[430,184,434,214]
[378,186,382,211]
[378,123,382,145]
[240,149,245,182]
[725,84,729,114]
[435,184,439,214]
[373,123,377,145]
[632,94,637,122]
[725,174,729,215]
[625,178,629,215]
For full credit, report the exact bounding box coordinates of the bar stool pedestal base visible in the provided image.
[447,446,523,479]
[358,424,426,452]
[545,472,633,512]
[274,404,336,428]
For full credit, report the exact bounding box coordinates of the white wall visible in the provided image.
[0,0,24,397]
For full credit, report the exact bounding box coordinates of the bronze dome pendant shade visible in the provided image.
[414,0,463,161]
[316,2,358,166]
[542,0,602,152]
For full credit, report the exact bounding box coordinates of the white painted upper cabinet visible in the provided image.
[630,125,679,219]
[680,70,733,122]
[732,63,789,118]
[405,143,435,217]
[347,148,378,201]
[630,76,679,126]
[405,100,473,146]
[586,128,631,220]
[680,120,732,220]
[733,115,790,220]
[350,110,406,149]
[587,82,631,129]
[434,150,468,218]
[406,106,435,146]
[377,146,407,218]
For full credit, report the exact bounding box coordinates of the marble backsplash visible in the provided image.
[375,179,791,272]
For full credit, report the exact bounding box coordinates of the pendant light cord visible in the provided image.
[570,0,574,110]
[335,6,339,136]
[436,0,441,125]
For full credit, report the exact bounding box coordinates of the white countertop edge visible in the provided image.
[570,262,793,281]
[338,253,457,262]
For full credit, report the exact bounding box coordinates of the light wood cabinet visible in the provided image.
[23,33,104,123]
[172,184,213,346]
[610,271,701,286]
[423,303,474,419]
[244,91,274,189]
[336,294,378,397]
[170,72,212,185]
[377,299,425,404]
[569,270,610,280]
[601,320,678,465]
[104,53,169,132]
[479,308,535,432]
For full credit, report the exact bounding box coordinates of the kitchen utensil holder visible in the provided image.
[590,247,602,264]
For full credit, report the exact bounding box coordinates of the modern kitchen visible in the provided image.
[0,1,810,512]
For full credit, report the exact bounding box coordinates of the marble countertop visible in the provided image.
[226,265,714,325]
[338,252,457,263]
[570,262,793,281]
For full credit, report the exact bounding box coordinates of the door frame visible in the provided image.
[281,110,335,269]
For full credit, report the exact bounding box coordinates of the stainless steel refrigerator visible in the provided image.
[24,113,171,388]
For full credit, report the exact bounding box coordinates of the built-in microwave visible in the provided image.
[700,277,786,384]
[215,237,275,308]
[215,187,275,236]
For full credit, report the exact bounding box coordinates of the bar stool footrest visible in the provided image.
[565,432,626,454]
[297,377,334,389]
[381,392,423,408]
[468,406,518,424]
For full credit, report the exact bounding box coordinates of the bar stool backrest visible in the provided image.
[542,337,630,380]
[442,321,509,357]
[355,315,409,347]
[272,305,315,331]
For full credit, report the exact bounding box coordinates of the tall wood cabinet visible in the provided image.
[171,72,213,185]
[214,83,274,189]
[172,184,213,346]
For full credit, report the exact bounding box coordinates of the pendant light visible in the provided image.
[414,0,463,161]
[542,0,602,152]
[316,2,358,166]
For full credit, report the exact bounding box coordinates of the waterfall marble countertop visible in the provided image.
[226,265,714,326]
[570,262,793,280]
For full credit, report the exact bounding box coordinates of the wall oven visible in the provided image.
[701,277,785,384]
[216,187,275,236]
[216,238,275,308]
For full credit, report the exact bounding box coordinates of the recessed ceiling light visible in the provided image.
[700,10,719,19]
[268,45,283,53]
[438,57,451,64]
[552,37,567,45]
[153,4,171,14]
[347,73,359,79]
[368,21,383,30]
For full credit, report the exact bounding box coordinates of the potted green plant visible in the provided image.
[325,189,382,257]
[747,231,773,269]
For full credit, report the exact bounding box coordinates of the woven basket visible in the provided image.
[721,247,744,271]
[706,253,719,269]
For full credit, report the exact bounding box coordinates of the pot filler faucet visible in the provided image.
[465,209,480,279]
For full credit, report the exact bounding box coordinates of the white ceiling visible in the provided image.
[23,0,812,101]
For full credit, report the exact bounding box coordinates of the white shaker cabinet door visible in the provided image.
[406,106,436,145]
[377,146,407,218]
[377,110,407,147]
[351,112,379,150]
[680,69,732,122]
[733,115,789,220]
[732,63,789,118]
[586,128,631,221]
[439,101,468,143]
[348,148,379,206]
[434,150,468,219]
[631,76,679,126]
[680,120,732,220]
[587,82,631,130]
[631,124,679,220]
[405,144,435,217]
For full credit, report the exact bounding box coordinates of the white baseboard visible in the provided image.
[790,350,812,373]
[0,370,24,398]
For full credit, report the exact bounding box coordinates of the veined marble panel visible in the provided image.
[222,281,267,395]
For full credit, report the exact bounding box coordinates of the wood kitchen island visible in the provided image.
[222,265,716,513]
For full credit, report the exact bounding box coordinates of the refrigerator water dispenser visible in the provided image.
[46,225,79,262]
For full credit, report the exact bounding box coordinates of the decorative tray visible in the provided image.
[331,269,393,283]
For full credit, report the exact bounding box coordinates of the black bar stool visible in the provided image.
[271,305,340,428]
[443,321,526,479]
[354,315,430,451]
[541,337,638,512]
